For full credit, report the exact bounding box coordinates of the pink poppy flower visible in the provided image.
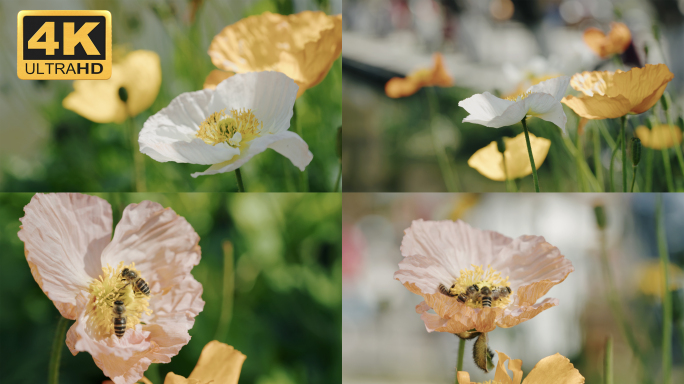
[18,193,204,384]
[394,219,573,334]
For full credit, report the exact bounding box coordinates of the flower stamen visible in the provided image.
[449,265,512,309]
[85,262,152,339]
[196,108,263,147]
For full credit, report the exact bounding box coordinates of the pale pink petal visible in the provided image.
[415,301,448,332]
[100,201,201,295]
[18,193,113,319]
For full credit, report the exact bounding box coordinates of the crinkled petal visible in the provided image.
[526,76,570,102]
[456,372,473,384]
[459,92,519,127]
[524,93,567,131]
[191,131,312,177]
[186,341,246,384]
[494,350,523,384]
[18,193,113,319]
[522,353,585,384]
[607,64,673,112]
[498,297,559,328]
[100,201,201,295]
[561,94,632,119]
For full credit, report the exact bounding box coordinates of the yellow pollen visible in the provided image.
[196,108,263,147]
[450,265,512,309]
[505,90,535,102]
[85,262,152,339]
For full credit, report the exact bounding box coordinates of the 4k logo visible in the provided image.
[17,10,112,80]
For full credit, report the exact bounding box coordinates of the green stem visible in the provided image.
[235,168,245,192]
[662,100,684,184]
[456,337,465,378]
[609,135,623,192]
[521,117,539,192]
[502,153,513,192]
[662,150,674,192]
[594,125,604,190]
[214,241,235,342]
[291,103,309,192]
[48,317,70,384]
[426,87,459,192]
[333,161,342,192]
[598,120,617,150]
[562,135,602,191]
[576,127,586,191]
[630,165,638,192]
[646,148,654,192]
[656,196,672,384]
[621,116,627,192]
[604,336,613,384]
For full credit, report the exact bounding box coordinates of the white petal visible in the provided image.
[18,194,113,319]
[210,71,298,134]
[524,93,567,131]
[526,76,570,102]
[100,201,201,294]
[459,92,515,122]
[140,135,240,165]
[191,131,313,177]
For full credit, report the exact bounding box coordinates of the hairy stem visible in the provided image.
[48,317,70,384]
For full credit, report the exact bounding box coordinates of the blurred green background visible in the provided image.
[0,0,342,192]
[0,192,341,383]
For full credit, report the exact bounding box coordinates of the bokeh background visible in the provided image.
[342,193,684,383]
[0,0,342,192]
[0,192,341,383]
[342,0,684,192]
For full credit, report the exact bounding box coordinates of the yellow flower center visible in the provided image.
[196,108,263,147]
[505,90,536,102]
[85,262,152,339]
[449,265,513,309]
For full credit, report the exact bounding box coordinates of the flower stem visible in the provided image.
[603,336,613,384]
[426,87,459,192]
[214,241,235,342]
[334,161,342,192]
[661,95,684,182]
[609,134,623,192]
[620,116,627,192]
[456,337,465,381]
[235,168,245,192]
[662,149,674,192]
[48,316,69,384]
[630,165,638,192]
[646,148,654,192]
[291,103,309,192]
[594,125,604,189]
[521,117,539,192]
[656,195,672,384]
[576,127,586,191]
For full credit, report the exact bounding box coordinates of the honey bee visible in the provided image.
[438,283,480,304]
[491,286,512,301]
[476,286,493,307]
[112,300,127,338]
[120,268,150,296]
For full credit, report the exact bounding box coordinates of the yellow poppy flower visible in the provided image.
[634,124,683,150]
[63,50,162,123]
[561,64,674,120]
[206,11,342,98]
[385,53,454,98]
[457,351,585,384]
[203,69,234,90]
[638,261,683,297]
[468,132,551,181]
[583,22,631,58]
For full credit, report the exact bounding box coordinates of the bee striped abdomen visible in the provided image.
[114,317,127,338]
[481,296,492,307]
[135,278,150,296]
[438,284,456,297]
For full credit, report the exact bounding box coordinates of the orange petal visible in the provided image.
[521,353,585,384]
[385,76,422,98]
[561,94,632,119]
[607,64,674,113]
[494,351,523,384]
[583,27,609,58]
[457,371,473,384]
[634,125,683,150]
[185,341,246,384]
[607,22,631,55]
[203,70,234,90]
[430,52,454,87]
[497,298,558,328]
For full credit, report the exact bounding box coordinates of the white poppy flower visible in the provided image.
[139,71,313,178]
[458,76,571,132]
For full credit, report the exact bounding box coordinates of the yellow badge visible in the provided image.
[17,10,112,80]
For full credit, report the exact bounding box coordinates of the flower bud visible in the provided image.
[660,92,672,111]
[631,137,642,166]
[496,138,506,154]
[594,204,607,229]
[118,86,129,103]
